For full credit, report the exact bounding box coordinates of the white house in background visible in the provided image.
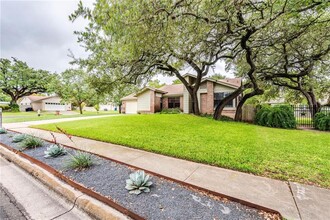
[19,95,71,112]
[83,103,118,112]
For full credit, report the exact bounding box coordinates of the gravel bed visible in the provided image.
[0,132,278,220]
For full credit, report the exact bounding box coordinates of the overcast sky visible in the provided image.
[1,0,233,84]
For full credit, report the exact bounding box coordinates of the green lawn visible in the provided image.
[2,110,118,123]
[33,114,330,188]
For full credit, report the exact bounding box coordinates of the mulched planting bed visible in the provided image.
[0,131,280,220]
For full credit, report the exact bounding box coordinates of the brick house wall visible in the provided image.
[150,91,155,113]
[154,96,161,112]
[206,81,214,114]
[200,93,207,114]
[162,97,168,109]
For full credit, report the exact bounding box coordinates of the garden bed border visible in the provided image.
[2,129,283,219]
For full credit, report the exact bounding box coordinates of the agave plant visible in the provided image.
[12,134,29,143]
[125,170,153,195]
[0,128,7,134]
[44,144,67,158]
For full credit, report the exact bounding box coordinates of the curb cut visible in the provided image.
[0,145,130,220]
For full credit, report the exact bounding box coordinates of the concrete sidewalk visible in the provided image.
[3,118,330,220]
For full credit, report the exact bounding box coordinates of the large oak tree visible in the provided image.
[0,58,53,104]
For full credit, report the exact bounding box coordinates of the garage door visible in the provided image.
[125,101,137,114]
[44,102,66,111]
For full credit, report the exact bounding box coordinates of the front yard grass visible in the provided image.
[33,114,330,188]
[2,110,118,123]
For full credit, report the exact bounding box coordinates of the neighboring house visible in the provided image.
[100,103,118,111]
[83,103,118,112]
[19,95,71,112]
[121,74,241,117]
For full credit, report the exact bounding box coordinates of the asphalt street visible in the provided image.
[0,184,28,220]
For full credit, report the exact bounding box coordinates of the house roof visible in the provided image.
[158,84,183,96]
[133,87,167,97]
[121,93,138,101]
[218,78,242,87]
[26,95,48,102]
[25,95,59,103]
[201,78,241,89]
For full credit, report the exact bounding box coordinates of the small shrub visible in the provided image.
[12,134,29,143]
[20,136,43,150]
[255,105,296,129]
[160,108,181,114]
[65,151,94,170]
[44,144,67,158]
[314,112,330,131]
[0,128,7,134]
[125,170,153,195]
[9,103,20,112]
[0,105,11,111]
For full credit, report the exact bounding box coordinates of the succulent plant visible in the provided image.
[0,128,7,134]
[65,151,94,170]
[125,170,153,195]
[44,144,67,158]
[19,136,43,150]
[12,134,29,143]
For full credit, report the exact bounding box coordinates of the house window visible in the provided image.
[168,97,180,108]
[214,92,234,108]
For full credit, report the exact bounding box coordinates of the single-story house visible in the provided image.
[19,95,71,112]
[121,74,241,117]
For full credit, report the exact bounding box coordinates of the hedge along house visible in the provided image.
[19,95,71,112]
[121,75,242,117]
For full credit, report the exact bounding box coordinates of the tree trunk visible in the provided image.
[301,89,320,118]
[191,91,200,115]
[9,95,18,105]
[119,104,122,114]
[234,89,264,121]
[78,103,83,114]
[213,84,249,120]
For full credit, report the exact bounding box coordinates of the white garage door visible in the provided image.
[44,102,66,111]
[125,101,137,114]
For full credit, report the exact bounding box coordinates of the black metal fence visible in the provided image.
[291,105,330,128]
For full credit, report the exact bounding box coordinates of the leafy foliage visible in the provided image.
[0,105,11,111]
[51,69,96,114]
[12,134,29,143]
[314,112,330,131]
[147,79,165,88]
[65,151,94,170]
[159,108,181,114]
[0,128,7,134]
[0,58,54,104]
[44,144,67,158]
[9,103,19,112]
[125,170,153,195]
[20,136,43,149]
[255,105,296,129]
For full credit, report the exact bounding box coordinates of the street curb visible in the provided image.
[0,145,130,220]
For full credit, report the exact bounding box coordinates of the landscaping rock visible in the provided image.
[0,132,279,220]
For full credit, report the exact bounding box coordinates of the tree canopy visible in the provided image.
[52,69,97,114]
[0,58,54,104]
[70,0,330,119]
